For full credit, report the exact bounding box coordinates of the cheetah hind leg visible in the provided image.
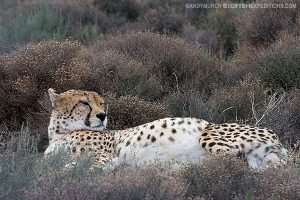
[247,149,287,169]
[260,152,281,169]
[200,140,239,156]
[247,152,282,170]
[260,148,288,169]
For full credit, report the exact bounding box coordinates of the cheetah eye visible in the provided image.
[100,102,105,106]
[79,100,89,106]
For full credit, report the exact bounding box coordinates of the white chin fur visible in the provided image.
[89,118,107,131]
[88,125,106,131]
[66,118,107,132]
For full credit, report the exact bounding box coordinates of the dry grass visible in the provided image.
[208,75,266,123]
[261,89,300,146]
[1,130,299,200]
[181,155,300,200]
[27,166,184,200]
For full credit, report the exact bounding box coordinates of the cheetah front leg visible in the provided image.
[90,152,118,171]
[63,151,113,171]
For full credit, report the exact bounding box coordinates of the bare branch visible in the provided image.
[250,91,286,126]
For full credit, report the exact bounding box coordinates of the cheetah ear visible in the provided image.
[48,88,59,107]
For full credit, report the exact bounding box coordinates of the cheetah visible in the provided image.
[45,88,287,169]
[45,88,107,154]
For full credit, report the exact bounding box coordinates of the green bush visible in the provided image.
[0,127,39,199]
[182,1,240,58]
[0,1,101,44]
[0,1,67,43]
[95,0,141,21]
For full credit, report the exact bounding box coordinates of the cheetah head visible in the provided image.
[48,88,107,132]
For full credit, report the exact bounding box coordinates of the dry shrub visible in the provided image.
[163,91,217,121]
[209,75,266,123]
[141,7,186,34]
[206,7,238,57]
[106,93,171,129]
[183,25,222,57]
[238,35,300,91]
[251,166,300,200]
[27,166,184,200]
[91,31,223,100]
[0,44,17,55]
[135,75,166,101]
[181,156,250,199]
[236,0,299,48]
[0,32,220,132]
[261,89,300,145]
[0,39,174,146]
[0,41,89,128]
[77,48,147,95]
[181,155,300,200]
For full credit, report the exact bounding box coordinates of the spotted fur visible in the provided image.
[45,116,211,168]
[45,89,287,169]
[200,123,287,168]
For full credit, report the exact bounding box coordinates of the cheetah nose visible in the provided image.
[96,113,106,122]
